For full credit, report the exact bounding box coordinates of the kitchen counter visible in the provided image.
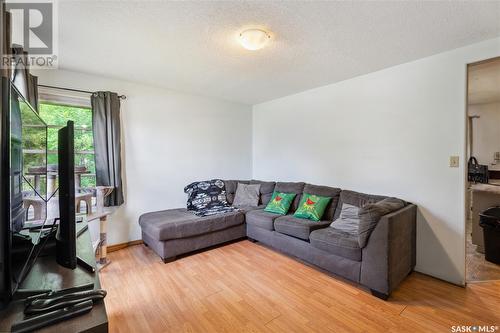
[471,182,500,193]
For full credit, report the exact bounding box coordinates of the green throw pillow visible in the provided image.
[293,193,332,221]
[264,192,296,215]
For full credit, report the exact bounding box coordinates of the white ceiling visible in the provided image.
[57,1,500,105]
[468,58,500,105]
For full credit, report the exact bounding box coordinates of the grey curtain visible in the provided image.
[27,74,38,110]
[3,9,38,111]
[11,46,38,111]
[91,91,124,206]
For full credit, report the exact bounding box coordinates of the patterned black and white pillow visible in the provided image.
[184,179,231,214]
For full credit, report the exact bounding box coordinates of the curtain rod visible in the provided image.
[38,84,126,99]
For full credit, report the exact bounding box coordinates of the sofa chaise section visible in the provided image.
[139,208,244,241]
[139,208,248,262]
[140,179,275,262]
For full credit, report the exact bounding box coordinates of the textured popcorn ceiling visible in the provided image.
[58,1,500,105]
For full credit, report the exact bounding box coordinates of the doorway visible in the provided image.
[466,56,500,282]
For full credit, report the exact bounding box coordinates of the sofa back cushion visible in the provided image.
[333,190,388,220]
[274,182,305,211]
[224,180,250,204]
[358,197,406,247]
[303,183,341,221]
[225,179,275,205]
[250,180,276,205]
[233,183,261,207]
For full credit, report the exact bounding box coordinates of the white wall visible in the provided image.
[33,69,253,245]
[252,38,500,285]
[468,102,500,170]
[33,38,500,285]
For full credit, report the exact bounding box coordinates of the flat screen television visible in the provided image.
[1,79,49,307]
[0,82,89,308]
[0,77,10,307]
[56,121,76,269]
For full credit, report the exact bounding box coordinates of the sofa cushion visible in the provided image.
[303,184,341,221]
[250,180,276,205]
[224,180,250,204]
[310,227,362,261]
[333,190,388,220]
[238,205,265,214]
[139,208,244,241]
[245,209,283,231]
[274,182,305,211]
[274,215,330,240]
[233,183,261,207]
[358,197,406,247]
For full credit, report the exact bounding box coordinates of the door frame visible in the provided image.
[464,56,500,284]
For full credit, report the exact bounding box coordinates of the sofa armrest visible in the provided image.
[360,204,417,296]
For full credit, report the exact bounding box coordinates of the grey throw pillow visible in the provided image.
[330,203,360,234]
[357,197,405,248]
[233,183,261,207]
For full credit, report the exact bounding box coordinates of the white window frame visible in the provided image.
[37,87,96,189]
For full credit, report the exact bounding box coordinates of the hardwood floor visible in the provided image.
[100,240,500,333]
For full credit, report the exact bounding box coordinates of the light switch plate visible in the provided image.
[450,156,459,168]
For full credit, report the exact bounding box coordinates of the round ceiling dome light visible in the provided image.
[239,29,271,51]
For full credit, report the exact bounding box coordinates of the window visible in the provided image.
[37,101,96,190]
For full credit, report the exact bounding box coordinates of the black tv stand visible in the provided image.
[0,221,108,332]
[77,256,95,273]
[34,221,95,274]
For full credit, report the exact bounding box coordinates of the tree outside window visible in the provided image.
[38,102,96,190]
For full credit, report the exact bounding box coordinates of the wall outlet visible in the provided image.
[494,152,500,161]
[449,156,459,168]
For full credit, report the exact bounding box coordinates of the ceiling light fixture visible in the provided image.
[239,29,271,51]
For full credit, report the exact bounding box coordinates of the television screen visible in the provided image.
[9,85,48,293]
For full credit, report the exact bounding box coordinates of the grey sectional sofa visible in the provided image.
[139,180,416,299]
